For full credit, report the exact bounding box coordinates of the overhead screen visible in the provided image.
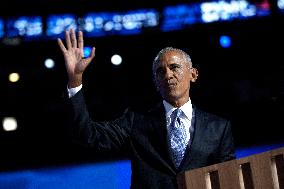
[0,0,273,40]
[161,0,270,31]
[5,16,43,39]
[46,14,77,38]
[82,9,159,37]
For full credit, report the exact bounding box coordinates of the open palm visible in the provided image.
[57,29,95,87]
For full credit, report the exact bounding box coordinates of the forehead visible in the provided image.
[156,51,187,67]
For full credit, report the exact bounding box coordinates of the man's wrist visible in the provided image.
[67,84,83,98]
[68,75,82,88]
[68,80,82,88]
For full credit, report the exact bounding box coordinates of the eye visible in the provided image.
[155,67,165,76]
[169,64,181,71]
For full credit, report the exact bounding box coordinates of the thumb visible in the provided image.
[85,47,96,64]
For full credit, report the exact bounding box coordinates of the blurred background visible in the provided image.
[0,0,284,188]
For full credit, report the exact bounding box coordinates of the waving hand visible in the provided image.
[57,29,95,88]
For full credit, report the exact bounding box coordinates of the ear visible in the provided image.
[190,68,198,82]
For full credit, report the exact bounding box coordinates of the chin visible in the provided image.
[163,93,179,102]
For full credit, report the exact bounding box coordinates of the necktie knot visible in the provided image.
[172,109,182,125]
[172,108,182,118]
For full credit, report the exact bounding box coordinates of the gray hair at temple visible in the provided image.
[152,47,193,78]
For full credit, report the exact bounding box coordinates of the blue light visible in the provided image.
[83,12,114,37]
[219,35,231,48]
[278,0,284,11]
[46,14,77,38]
[83,46,92,58]
[0,160,131,189]
[0,143,283,188]
[236,142,284,158]
[6,16,43,38]
[82,9,158,37]
[0,18,4,38]
[161,4,201,32]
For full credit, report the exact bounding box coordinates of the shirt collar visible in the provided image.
[163,99,193,120]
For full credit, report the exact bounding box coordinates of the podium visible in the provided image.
[177,147,284,189]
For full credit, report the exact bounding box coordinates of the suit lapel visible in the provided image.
[179,106,207,171]
[148,104,209,173]
[149,103,177,174]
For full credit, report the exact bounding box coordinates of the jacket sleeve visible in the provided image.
[217,120,236,162]
[67,90,133,153]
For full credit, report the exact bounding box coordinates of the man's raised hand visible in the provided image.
[57,29,95,88]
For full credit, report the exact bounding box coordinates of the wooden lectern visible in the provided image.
[177,147,284,189]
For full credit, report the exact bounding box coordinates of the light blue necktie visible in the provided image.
[169,108,187,168]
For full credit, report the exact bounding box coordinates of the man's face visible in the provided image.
[154,51,194,106]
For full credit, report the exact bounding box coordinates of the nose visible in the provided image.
[164,68,173,80]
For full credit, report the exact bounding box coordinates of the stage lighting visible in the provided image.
[46,14,77,38]
[0,18,3,38]
[82,9,158,37]
[9,73,20,82]
[82,13,109,36]
[44,58,55,69]
[278,0,284,11]
[6,16,43,39]
[161,4,200,32]
[83,46,92,58]
[200,0,270,23]
[2,117,17,131]
[111,54,122,66]
[219,35,231,48]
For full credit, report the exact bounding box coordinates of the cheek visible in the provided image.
[177,73,191,87]
[176,70,189,81]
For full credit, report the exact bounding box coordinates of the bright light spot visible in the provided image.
[3,117,18,131]
[83,46,92,58]
[278,0,284,9]
[9,73,20,82]
[44,58,55,69]
[104,21,114,31]
[111,54,122,66]
[219,35,232,48]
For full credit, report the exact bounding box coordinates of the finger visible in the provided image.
[57,38,67,53]
[78,31,84,50]
[65,30,72,49]
[87,47,96,63]
[71,28,77,48]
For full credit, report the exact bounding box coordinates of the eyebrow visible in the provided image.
[155,63,182,72]
[169,63,182,66]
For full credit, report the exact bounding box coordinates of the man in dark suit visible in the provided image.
[57,29,236,188]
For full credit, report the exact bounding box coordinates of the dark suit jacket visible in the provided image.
[68,90,236,189]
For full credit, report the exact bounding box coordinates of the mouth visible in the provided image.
[165,82,177,89]
[167,79,177,85]
[159,80,178,91]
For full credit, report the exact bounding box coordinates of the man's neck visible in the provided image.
[167,98,190,108]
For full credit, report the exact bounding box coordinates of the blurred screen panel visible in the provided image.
[6,16,43,39]
[46,14,77,38]
[82,9,159,37]
[0,18,3,38]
